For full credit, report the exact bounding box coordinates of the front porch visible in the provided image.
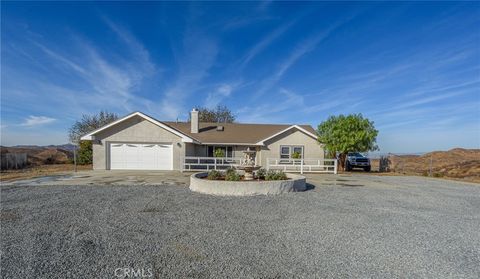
[180,156,337,174]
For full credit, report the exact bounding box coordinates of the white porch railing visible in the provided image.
[266,158,337,174]
[181,157,242,171]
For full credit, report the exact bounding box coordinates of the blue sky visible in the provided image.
[1,1,479,153]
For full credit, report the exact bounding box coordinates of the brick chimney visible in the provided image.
[191,108,199,133]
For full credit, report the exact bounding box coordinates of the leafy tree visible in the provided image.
[77,141,93,165]
[68,111,118,165]
[191,105,235,123]
[317,114,378,170]
[68,111,119,144]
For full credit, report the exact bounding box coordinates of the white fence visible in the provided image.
[1,153,28,170]
[266,158,337,174]
[181,157,242,171]
[181,156,337,174]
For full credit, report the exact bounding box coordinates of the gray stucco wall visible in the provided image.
[258,129,324,167]
[92,116,185,170]
[91,117,322,170]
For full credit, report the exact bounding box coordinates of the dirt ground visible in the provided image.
[1,163,478,184]
[0,164,92,182]
[1,173,479,278]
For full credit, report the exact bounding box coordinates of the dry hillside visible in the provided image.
[1,146,73,166]
[386,148,480,183]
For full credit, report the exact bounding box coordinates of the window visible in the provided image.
[280,146,291,159]
[279,145,304,161]
[293,146,303,156]
[207,146,233,157]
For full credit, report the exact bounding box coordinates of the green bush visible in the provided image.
[77,141,92,165]
[207,170,223,180]
[265,170,287,181]
[256,168,266,179]
[225,170,241,181]
[433,172,444,178]
[225,167,236,176]
[214,148,225,157]
[291,151,301,159]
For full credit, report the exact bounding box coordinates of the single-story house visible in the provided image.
[81,109,325,170]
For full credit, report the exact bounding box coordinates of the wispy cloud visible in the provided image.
[238,19,296,70]
[222,15,275,31]
[103,17,156,75]
[159,26,219,119]
[252,17,355,100]
[14,19,157,116]
[21,116,56,127]
[204,84,233,108]
[237,88,305,123]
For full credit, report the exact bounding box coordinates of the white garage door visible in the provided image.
[109,143,173,170]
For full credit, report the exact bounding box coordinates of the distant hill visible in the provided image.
[386,148,480,183]
[1,145,74,166]
[11,144,77,151]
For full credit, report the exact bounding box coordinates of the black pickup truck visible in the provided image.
[345,152,371,172]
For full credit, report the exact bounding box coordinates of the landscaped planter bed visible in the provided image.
[189,172,306,196]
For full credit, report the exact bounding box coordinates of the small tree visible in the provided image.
[68,111,118,165]
[190,105,235,123]
[68,111,119,144]
[317,114,378,170]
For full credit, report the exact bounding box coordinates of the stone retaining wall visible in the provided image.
[190,172,306,196]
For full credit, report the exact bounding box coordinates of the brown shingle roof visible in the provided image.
[163,122,317,144]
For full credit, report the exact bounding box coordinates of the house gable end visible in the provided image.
[80,112,196,143]
[256,125,317,145]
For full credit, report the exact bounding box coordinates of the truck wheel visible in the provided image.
[364,166,371,172]
[346,162,352,171]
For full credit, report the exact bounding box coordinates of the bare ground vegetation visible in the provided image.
[370,148,480,183]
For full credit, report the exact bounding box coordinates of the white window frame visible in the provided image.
[280,145,304,161]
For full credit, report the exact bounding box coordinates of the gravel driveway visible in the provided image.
[1,175,479,278]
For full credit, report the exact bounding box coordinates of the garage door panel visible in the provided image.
[110,144,125,169]
[109,143,172,170]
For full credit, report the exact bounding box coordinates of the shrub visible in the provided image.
[225,167,236,176]
[291,151,301,159]
[256,168,266,179]
[77,140,92,165]
[214,148,225,157]
[44,155,56,165]
[433,172,444,178]
[225,171,241,181]
[207,170,223,180]
[265,170,287,181]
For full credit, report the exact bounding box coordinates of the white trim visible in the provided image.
[200,142,264,146]
[280,145,305,160]
[255,125,317,145]
[80,112,198,143]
